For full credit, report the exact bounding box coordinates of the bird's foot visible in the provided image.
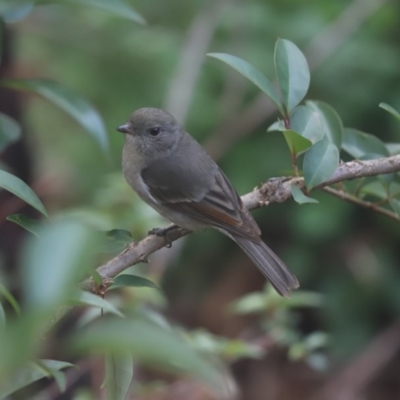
[148,225,176,248]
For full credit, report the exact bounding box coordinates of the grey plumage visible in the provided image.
[118,107,299,296]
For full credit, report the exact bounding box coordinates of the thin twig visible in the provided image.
[322,186,399,221]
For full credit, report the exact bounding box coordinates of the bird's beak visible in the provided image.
[117,123,130,133]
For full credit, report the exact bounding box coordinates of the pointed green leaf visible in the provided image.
[0,360,74,399]
[103,353,133,400]
[4,79,109,151]
[379,102,400,123]
[56,0,146,24]
[70,291,123,317]
[208,53,284,114]
[109,274,158,290]
[291,184,319,204]
[6,214,40,236]
[290,105,324,143]
[306,101,343,148]
[386,143,400,155]
[0,170,48,217]
[275,39,310,113]
[0,113,21,152]
[342,128,389,159]
[303,138,339,189]
[283,130,312,155]
[267,119,286,132]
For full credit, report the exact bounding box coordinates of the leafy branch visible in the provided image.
[84,153,400,293]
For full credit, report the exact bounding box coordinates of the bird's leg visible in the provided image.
[148,223,177,248]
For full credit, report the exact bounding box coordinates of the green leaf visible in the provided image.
[283,130,312,155]
[103,353,133,400]
[35,360,68,392]
[290,105,324,143]
[55,0,146,24]
[342,128,389,159]
[231,292,266,314]
[71,317,223,389]
[106,229,132,243]
[379,102,400,123]
[207,53,284,114]
[109,274,158,291]
[102,229,133,252]
[70,291,123,317]
[306,101,343,148]
[0,360,74,399]
[22,220,96,313]
[0,282,20,315]
[303,138,339,190]
[274,39,310,113]
[267,119,286,132]
[4,79,109,151]
[6,214,40,236]
[290,184,319,204]
[0,113,21,152]
[0,170,48,217]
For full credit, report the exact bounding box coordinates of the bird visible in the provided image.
[117,107,299,296]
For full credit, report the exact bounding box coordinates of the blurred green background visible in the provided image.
[1,0,400,399]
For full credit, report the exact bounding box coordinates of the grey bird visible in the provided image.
[117,108,299,296]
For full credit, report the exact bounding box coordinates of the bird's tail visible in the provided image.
[234,237,299,297]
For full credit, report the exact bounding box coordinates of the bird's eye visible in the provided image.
[149,127,161,136]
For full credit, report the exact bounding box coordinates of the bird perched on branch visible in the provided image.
[117,108,299,296]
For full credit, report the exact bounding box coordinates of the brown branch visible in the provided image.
[322,186,400,221]
[83,154,400,292]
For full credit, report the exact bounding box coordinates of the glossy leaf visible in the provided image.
[56,0,146,24]
[70,291,123,317]
[307,101,343,148]
[274,39,310,113]
[0,113,21,152]
[0,360,73,398]
[207,53,284,114]
[291,184,319,204]
[342,128,389,159]
[303,138,339,190]
[0,169,48,217]
[283,130,312,155]
[290,105,324,143]
[4,79,109,151]
[109,274,158,290]
[6,214,40,236]
[71,317,223,388]
[103,353,134,400]
[22,220,95,313]
[102,229,133,252]
[379,102,400,123]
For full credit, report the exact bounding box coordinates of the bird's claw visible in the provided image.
[148,226,175,248]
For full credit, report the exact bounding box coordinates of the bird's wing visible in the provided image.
[141,136,261,241]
